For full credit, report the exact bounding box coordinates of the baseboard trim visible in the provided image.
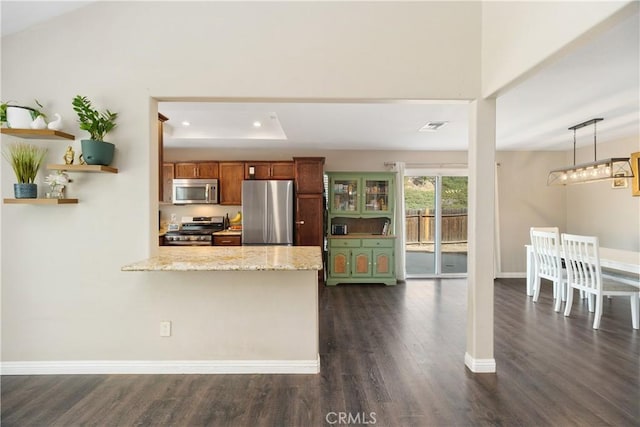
[464,352,496,373]
[1,357,320,375]
[496,272,526,279]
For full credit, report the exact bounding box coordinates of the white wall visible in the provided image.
[496,151,567,273]
[482,1,634,96]
[565,137,640,251]
[1,1,482,362]
[1,0,633,364]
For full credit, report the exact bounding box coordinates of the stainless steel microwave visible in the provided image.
[172,179,218,204]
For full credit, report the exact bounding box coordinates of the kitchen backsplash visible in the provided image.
[159,204,242,228]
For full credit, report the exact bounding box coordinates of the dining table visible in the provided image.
[525,244,640,296]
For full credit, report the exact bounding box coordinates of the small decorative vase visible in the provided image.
[14,183,37,199]
[81,139,115,166]
[30,115,47,129]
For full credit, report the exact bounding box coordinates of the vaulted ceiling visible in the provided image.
[3,2,638,151]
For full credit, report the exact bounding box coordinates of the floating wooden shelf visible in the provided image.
[47,164,118,174]
[3,198,78,205]
[1,128,75,140]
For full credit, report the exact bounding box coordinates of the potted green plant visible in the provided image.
[2,143,47,198]
[1,100,46,128]
[72,95,118,166]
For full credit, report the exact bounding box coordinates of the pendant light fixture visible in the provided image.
[547,118,634,185]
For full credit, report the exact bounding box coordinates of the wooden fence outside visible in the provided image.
[405,208,468,244]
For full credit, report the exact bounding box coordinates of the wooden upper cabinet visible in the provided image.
[197,162,219,178]
[245,162,271,180]
[174,162,219,179]
[244,161,294,180]
[175,162,198,178]
[271,162,295,179]
[294,157,325,194]
[158,113,169,202]
[162,163,175,203]
[219,162,244,205]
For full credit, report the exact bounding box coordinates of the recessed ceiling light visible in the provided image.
[253,121,262,128]
[181,121,191,127]
[419,121,448,132]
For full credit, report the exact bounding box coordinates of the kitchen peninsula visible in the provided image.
[122,246,322,374]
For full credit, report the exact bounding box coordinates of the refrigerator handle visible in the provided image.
[264,184,270,243]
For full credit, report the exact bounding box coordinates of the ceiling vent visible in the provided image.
[419,121,448,132]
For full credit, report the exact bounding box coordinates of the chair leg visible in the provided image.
[593,295,603,329]
[533,277,541,302]
[588,294,595,312]
[631,294,639,330]
[564,287,574,317]
[553,281,563,312]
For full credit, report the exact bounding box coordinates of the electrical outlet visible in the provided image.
[160,321,171,337]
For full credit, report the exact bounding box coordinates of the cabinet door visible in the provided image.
[373,249,394,277]
[162,163,174,203]
[330,176,360,213]
[245,162,271,179]
[198,162,219,178]
[351,249,372,277]
[294,157,325,193]
[175,162,199,178]
[213,235,241,246]
[362,176,393,213]
[295,194,324,246]
[270,162,295,179]
[329,249,351,278]
[219,162,244,205]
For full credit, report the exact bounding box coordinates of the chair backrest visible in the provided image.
[530,227,562,281]
[561,233,602,294]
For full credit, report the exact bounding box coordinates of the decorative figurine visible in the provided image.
[47,113,63,131]
[79,153,86,165]
[63,146,75,165]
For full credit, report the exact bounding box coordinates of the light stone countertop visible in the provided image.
[122,246,323,272]
[329,234,396,239]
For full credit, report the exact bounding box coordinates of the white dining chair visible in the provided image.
[562,233,639,330]
[530,227,566,312]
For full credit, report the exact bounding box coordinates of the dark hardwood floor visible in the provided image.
[2,278,638,426]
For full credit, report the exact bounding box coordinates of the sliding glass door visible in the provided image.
[404,173,468,277]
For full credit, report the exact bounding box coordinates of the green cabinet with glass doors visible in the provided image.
[326,172,396,286]
[329,173,394,214]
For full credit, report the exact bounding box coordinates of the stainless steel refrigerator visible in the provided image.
[242,180,294,245]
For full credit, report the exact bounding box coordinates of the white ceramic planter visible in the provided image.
[6,106,34,128]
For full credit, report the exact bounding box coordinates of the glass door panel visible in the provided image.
[404,176,436,275]
[363,178,391,213]
[331,178,359,213]
[440,177,468,274]
[404,175,468,277]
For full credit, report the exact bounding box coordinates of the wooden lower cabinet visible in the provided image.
[295,194,324,246]
[162,163,174,203]
[326,238,396,286]
[213,235,241,246]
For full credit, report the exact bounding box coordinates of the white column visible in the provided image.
[465,98,496,373]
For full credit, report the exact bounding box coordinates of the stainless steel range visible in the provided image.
[164,216,224,246]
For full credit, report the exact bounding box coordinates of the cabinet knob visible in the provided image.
[295,220,305,225]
